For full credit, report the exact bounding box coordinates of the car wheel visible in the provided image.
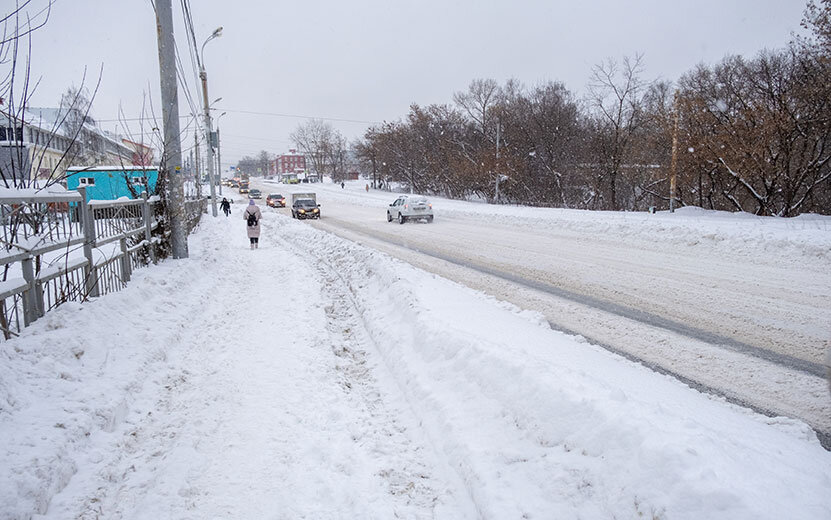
[427,215,434,223]
[387,212,392,222]
[398,213,405,225]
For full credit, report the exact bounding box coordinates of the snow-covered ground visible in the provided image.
[255,179,831,442]
[2,196,830,519]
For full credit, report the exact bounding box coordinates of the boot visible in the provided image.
[250,243,254,250]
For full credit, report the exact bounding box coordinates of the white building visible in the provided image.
[0,107,137,186]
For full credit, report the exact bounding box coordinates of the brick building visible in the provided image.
[271,149,306,176]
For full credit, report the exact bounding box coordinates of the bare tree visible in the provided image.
[587,54,649,210]
[290,119,349,181]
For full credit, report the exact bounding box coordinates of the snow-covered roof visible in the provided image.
[66,165,159,172]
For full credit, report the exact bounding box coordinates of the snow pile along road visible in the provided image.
[274,215,831,519]
[0,208,829,519]
[295,179,831,260]
[263,179,831,441]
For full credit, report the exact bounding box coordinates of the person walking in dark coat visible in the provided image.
[220,197,231,217]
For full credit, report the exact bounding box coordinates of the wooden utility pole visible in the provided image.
[155,0,188,257]
[670,92,679,213]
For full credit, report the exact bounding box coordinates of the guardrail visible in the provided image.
[0,187,207,339]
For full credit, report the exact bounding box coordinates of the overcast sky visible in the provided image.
[22,0,809,170]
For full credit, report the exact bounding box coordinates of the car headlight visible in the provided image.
[313,208,319,212]
[299,209,305,213]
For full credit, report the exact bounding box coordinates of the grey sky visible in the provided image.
[24,0,808,170]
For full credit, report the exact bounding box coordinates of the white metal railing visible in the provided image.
[0,187,207,339]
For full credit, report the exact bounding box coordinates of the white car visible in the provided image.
[387,195,434,224]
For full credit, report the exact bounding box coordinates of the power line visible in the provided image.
[215,108,381,125]
[96,108,382,126]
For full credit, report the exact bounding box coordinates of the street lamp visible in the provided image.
[199,26,223,217]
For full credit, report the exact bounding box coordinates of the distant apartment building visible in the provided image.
[1,108,74,184]
[271,149,306,177]
[122,139,154,166]
[0,107,137,185]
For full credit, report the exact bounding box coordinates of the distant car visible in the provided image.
[387,195,433,224]
[249,189,262,199]
[291,198,320,219]
[266,193,286,208]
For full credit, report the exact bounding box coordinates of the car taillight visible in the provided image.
[429,204,432,209]
[404,204,408,209]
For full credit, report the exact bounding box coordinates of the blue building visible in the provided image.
[65,166,159,201]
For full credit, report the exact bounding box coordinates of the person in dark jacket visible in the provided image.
[220,197,231,217]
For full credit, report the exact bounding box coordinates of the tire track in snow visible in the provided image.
[318,216,824,378]
[269,219,479,518]
[306,215,831,449]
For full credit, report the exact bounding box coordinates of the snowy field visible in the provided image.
[1,197,830,519]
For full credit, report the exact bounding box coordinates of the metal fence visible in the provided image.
[0,188,207,340]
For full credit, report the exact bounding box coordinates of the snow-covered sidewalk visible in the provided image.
[1,207,830,519]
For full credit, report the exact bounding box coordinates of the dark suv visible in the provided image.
[291,198,320,219]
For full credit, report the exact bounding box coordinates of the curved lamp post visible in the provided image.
[199,26,222,216]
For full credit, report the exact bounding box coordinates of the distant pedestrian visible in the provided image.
[243,199,262,249]
[220,197,231,217]
[365,183,369,192]
[341,181,345,189]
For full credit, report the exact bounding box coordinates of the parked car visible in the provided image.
[387,195,433,224]
[249,189,262,199]
[266,193,286,208]
[291,197,320,219]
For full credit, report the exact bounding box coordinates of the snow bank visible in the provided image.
[276,215,831,519]
[0,265,198,518]
[307,180,831,260]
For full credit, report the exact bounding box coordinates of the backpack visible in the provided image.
[247,210,258,227]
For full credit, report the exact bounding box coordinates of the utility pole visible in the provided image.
[494,120,501,204]
[669,92,679,213]
[199,28,222,217]
[188,149,194,197]
[154,0,188,258]
[371,152,377,189]
[194,130,202,199]
[216,127,222,195]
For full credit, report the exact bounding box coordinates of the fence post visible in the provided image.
[34,278,45,319]
[142,193,156,264]
[120,236,131,283]
[20,257,42,326]
[78,187,99,298]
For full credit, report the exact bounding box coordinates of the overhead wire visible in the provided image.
[215,108,381,125]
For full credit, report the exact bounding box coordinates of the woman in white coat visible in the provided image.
[243,199,262,249]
